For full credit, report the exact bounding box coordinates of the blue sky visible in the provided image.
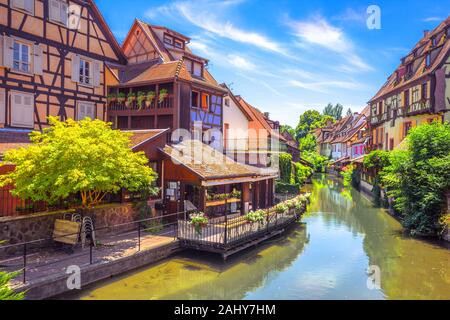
[97,0,450,127]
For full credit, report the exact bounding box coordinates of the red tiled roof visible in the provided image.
[125,129,170,149]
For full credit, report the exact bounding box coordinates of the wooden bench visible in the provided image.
[52,219,81,245]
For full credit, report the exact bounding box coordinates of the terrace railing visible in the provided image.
[108,95,174,111]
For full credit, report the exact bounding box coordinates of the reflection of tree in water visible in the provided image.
[308,174,450,300]
[160,224,310,300]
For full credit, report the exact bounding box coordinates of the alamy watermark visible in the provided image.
[66,265,81,290]
[366,265,381,290]
[367,5,381,30]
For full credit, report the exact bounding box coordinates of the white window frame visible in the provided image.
[12,39,32,74]
[10,91,34,128]
[77,101,96,121]
[79,58,93,86]
[12,0,34,15]
[49,0,69,26]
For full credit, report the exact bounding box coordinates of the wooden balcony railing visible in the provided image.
[407,99,430,114]
[108,95,174,112]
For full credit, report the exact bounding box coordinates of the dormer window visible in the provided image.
[432,37,437,47]
[163,35,173,45]
[174,39,184,49]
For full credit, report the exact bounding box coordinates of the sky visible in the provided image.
[96,0,450,127]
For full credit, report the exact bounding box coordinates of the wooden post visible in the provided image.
[224,198,228,245]
[198,186,206,212]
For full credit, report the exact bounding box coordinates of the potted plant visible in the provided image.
[231,189,241,199]
[275,202,288,214]
[117,92,126,104]
[158,88,168,104]
[136,91,146,111]
[107,93,117,104]
[145,91,156,108]
[189,212,208,235]
[245,210,265,225]
[125,92,136,108]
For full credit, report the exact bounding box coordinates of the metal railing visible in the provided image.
[178,208,302,250]
[0,211,185,284]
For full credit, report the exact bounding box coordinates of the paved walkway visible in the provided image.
[0,228,177,286]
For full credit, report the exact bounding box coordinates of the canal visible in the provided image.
[68,174,450,300]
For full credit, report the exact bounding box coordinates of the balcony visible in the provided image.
[108,94,174,113]
[370,113,388,125]
[407,99,430,114]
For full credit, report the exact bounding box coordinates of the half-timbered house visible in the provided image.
[0,0,126,130]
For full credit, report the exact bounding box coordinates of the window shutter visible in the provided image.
[33,44,43,75]
[24,0,34,15]
[3,36,14,69]
[71,54,80,83]
[0,89,5,124]
[93,61,101,87]
[11,92,34,128]
[60,1,68,26]
[0,35,3,67]
[201,94,208,110]
[49,0,60,21]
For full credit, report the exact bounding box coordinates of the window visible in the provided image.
[193,62,202,77]
[191,91,199,108]
[163,35,173,45]
[12,0,34,15]
[10,91,34,128]
[13,40,31,73]
[201,93,209,110]
[404,122,412,138]
[422,83,428,100]
[77,102,95,120]
[49,0,68,26]
[412,87,420,103]
[425,54,431,67]
[224,98,230,107]
[79,58,92,85]
[174,39,184,49]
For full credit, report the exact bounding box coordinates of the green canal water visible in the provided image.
[69,174,450,300]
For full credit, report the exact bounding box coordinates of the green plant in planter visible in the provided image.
[286,199,296,210]
[159,89,168,104]
[117,92,126,103]
[189,212,208,235]
[231,189,241,199]
[136,91,146,110]
[275,203,288,214]
[245,210,266,224]
[125,92,136,108]
[107,93,117,103]
[145,91,156,108]
[294,199,304,212]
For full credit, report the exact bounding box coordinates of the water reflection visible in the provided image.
[69,174,450,300]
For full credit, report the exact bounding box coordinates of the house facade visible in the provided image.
[369,18,450,151]
[0,0,126,131]
[106,19,227,146]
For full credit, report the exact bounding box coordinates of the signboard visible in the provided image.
[53,219,81,245]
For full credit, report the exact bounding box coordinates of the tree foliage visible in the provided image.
[323,103,343,120]
[295,110,323,140]
[0,270,25,300]
[279,152,293,184]
[280,125,295,137]
[298,133,317,153]
[381,122,450,235]
[0,117,157,208]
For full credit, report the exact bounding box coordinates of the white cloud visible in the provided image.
[227,54,256,71]
[145,0,287,55]
[287,16,373,72]
[422,16,443,22]
[288,79,362,93]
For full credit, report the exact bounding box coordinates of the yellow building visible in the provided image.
[369,18,450,150]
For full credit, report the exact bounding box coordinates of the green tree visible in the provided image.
[346,108,353,117]
[280,125,295,137]
[381,122,450,235]
[298,133,317,153]
[279,152,293,184]
[323,103,343,120]
[0,117,157,208]
[295,110,323,140]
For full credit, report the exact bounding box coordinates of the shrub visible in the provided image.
[381,122,450,235]
[275,182,300,194]
[275,203,288,214]
[279,153,293,184]
[340,165,354,187]
[293,162,312,185]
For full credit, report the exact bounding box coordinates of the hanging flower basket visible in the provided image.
[136,91,146,111]
[145,91,156,108]
[158,89,168,104]
[107,93,117,104]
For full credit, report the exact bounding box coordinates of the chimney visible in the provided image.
[264,112,270,119]
[424,30,430,37]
